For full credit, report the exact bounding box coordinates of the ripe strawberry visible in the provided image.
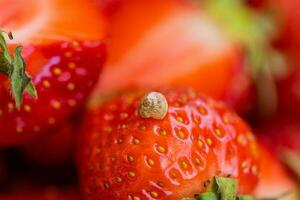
[257,116,300,155]
[21,120,75,166]
[254,143,299,200]
[256,117,300,182]
[0,0,107,146]
[0,0,106,43]
[277,66,300,117]
[269,0,300,51]
[91,0,254,113]
[0,41,105,146]
[78,88,260,199]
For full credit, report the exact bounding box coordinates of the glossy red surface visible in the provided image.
[78,88,259,199]
[0,41,106,146]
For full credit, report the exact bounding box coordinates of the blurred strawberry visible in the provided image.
[21,120,75,167]
[0,0,106,43]
[0,0,107,146]
[248,0,300,49]
[269,0,300,51]
[257,116,300,155]
[277,67,300,117]
[255,143,299,200]
[91,0,255,114]
[257,116,300,181]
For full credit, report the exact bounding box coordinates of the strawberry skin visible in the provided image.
[277,66,300,117]
[91,0,253,114]
[257,116,300,156]
[21,120,75,166]
[0,0,106,43]
[0,41,106,146]
[78,88,259,199]
[254,143,298,199]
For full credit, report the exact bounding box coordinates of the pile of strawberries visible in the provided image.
[0,0,299,199]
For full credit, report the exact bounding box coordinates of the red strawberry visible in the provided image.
[254,143,299,199]
[256,117,300,181]
[270,0,300,51]
[0,41,105,146]
[21,120,75,166]
[258,116,300,159]
[0,0,106,43]
[91,0,254,114]
[78,88,260,199]
[0,0,107,146]
[277,66,300,117]
[257,116,300,156]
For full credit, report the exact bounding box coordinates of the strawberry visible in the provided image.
[277,66,300,117]
[256,117,300,181]
[21,120,75,167]
[91,0,280,116]
[78,88,260,199]
[91,0,254,114]
[254,143,299,200]
[269,0,300,51]
[0,41,105,146]
[0,0,107,146]
[0,0,106,43]
[257,116,300,155]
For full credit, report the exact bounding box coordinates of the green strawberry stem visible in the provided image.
[183,176,291,200]
[182,176,255,200]
[0,31,37,109]
[196,176,255,200]
[202,0,286,116]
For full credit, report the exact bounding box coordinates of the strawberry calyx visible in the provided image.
[183,176,290,200]
[182,176,255,200]
[0,31,37,109]
[201,0,286,115]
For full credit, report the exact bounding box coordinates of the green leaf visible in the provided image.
[25,81,37,98]
[0,31,13,63]
[11,46,31,108]
[202,0,285,115]
[196,192,218,200]
[0,31,37,109]
[213,176,237,200]
[237,195,255,200]
[0,52,12,76]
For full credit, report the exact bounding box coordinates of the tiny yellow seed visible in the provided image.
[206,138,212,146]
[53,67,62,75]
[157,146,166,153]
[147,158,155,166]
[133,196,141,200]
[181,161,188,169]
[150,191,159,198]
[128,171,136,177]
